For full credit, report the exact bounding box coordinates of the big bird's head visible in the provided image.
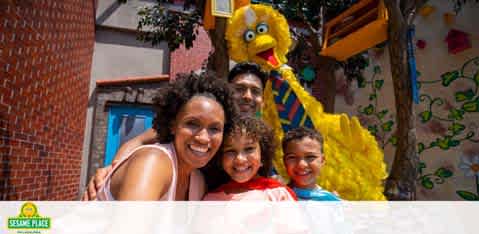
[226,4,292,71]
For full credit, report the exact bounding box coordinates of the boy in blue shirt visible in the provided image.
[282,127,340,201]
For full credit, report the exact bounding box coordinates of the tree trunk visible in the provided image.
[206,18,229,79]
[308,7,337,113]
[313,56,337,113]
[383,0,419,200]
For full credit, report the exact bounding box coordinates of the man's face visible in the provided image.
[231,73,264,116]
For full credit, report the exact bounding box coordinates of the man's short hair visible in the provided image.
[228,62,267,86]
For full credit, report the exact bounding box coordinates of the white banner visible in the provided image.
[0,202,477,234]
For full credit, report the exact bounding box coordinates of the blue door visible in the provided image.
[104,106,154,166]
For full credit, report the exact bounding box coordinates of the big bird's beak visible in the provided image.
[249,34,281,69]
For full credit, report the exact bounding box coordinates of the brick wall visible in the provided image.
[0,0,95,200]
[169,26,212,79]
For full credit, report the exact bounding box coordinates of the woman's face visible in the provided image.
[172,96,225,169]
[222,133,262,183]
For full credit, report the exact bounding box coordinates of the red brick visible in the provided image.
[170,27,211,79]
[1,0,94,200]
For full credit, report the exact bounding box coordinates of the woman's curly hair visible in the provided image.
[152,72,239,143]
[202,116,276,190]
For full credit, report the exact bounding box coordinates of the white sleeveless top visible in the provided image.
[97,143,205,201]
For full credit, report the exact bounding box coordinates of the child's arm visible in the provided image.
[114,128,158,161]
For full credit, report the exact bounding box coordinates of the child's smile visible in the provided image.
[222,134,262,183]
[283,137,324,189]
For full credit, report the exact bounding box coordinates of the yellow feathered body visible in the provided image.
[226,4,387,200]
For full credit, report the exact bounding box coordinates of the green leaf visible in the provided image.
[437,138,450,150]
[419,111,432,123]
[358,78,366,88]
[448,123,466,135]
[381,120,394,132]
[373,65,382,74]
[374,80,384,90]
[441,71,460,86]
[368,125,378,135]
[377,109,389,120]
[418,143,425,154]
[421,177,434,189]
[389,136,398,146]
[462,97,479,112]
[363,104,375,115]
[455,89,475,102]
[434,168,453,178]
[418,161,426,174]
[450,140,460,147]
[448,109,464,120]
[416,70,421,77]
[456,190,479,201]
[369,94,377,100]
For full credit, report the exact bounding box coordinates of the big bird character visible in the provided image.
[226,4,387,200]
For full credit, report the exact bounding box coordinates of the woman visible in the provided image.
[96,73,238,200]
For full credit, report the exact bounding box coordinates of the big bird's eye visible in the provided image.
[243,30,256,42]
[256,23,269,34]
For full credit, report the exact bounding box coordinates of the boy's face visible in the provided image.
[283,137,324,189]
[222,133,262,183]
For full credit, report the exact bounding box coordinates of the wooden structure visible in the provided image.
[320,0,389,61]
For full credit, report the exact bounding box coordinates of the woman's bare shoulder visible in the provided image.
[112,146,174,200]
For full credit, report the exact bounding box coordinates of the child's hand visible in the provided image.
[81,161,117,201]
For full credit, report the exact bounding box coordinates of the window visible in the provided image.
[104,106,154,166]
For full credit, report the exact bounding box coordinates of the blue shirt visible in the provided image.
[292,186,341,201]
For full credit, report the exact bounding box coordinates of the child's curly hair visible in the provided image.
[225,116,275,177]
[152,72,239,143]
[282,127,324,153]
[202,116,276,190]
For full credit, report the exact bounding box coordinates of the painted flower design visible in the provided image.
[458,155,479,177]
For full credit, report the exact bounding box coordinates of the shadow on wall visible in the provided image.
[0,113,14,200]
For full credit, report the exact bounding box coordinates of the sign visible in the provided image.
[211,0,234,18]
[7,202,51,233]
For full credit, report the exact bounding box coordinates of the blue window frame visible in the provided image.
[104,106,154,166]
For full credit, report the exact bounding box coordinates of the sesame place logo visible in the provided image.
[7,202,51,233]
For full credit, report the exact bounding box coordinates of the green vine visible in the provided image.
[416,57,479,193]
[355,57,479,194]
[417,57,479,155]
[456,175,479,201]
[417,163,453,189]
[357,65,396,148]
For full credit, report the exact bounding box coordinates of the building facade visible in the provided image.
[1,0,95,200]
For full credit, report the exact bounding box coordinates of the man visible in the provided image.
[82,62,266,200]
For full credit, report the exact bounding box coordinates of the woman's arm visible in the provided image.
[81,128,159,201]
[112,147,173,200]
